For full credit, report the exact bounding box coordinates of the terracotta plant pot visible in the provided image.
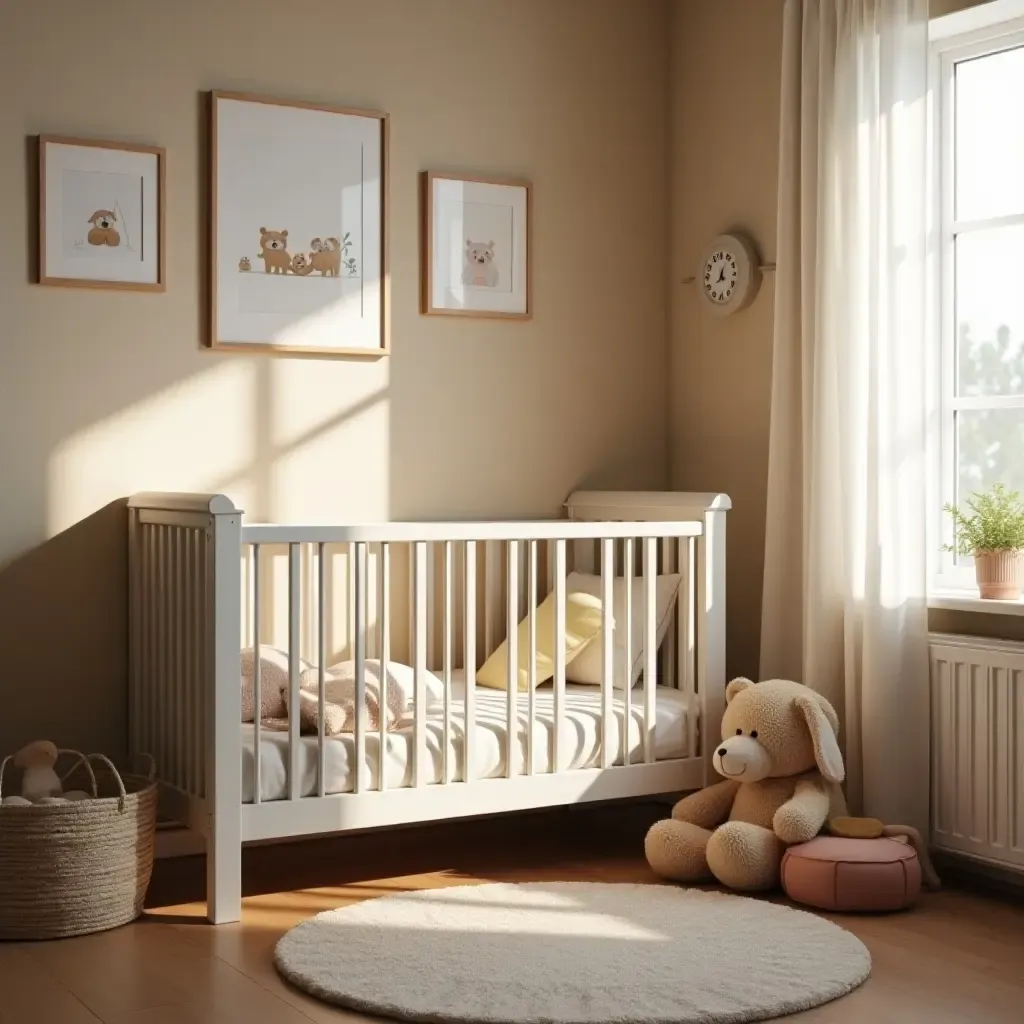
[974,549,1024,600]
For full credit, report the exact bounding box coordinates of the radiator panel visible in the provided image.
[930,634,1024,872]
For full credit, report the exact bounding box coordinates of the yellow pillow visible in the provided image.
[475,590,604,691]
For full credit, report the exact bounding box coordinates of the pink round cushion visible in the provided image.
[781,836,921,912]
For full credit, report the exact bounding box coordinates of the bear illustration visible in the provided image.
[87,210,121,247]
[461,240,498,287]
[290,252,315,276]
[310,236,341,277]
[238,257,251,272]
[257,227,291,274]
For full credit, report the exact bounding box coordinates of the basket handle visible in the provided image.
[86,753,128,812]
[132,751,157,781]
[58,749,99,798]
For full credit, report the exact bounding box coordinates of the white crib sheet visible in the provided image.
[241,678,697,803]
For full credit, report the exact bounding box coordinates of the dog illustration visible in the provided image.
[290,252,315,276]
[461,239,498,287]
[310,236,341,277]
[238,257,251,272]
[87,210,121,247]
[257,227,291,274]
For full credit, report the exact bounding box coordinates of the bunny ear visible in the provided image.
[796,695,845,783]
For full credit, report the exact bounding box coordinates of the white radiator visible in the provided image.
[929,633,1024,874]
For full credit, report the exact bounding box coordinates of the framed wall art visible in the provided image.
[38,135,165,291]
[210,91,388,357]
[422,172,531,319]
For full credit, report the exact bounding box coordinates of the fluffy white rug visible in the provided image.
[275,881,870,1023]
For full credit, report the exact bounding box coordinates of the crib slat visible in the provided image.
[142,525,153,782]
[181,529,191,795]
[354,541,368,794]
[484,541,498,658]
[251,544,261,804]
[506,540,519,779]
[155,526,166,783]
[527,540,537,776]
[463,541,477,783]
[443,540,453,784]
[316,543,326,798]
[643,537,658,764]
[553,539,566,774]
[347,542,356,669]
[379,542,390,792]
[413,541,428,788]
[680,537,697,758]
[193,530,204,796]
[288,543,301,801]
[427,543,438,674]
[623,538,634,767]
[600,537,614,769]
[663,538,677,689]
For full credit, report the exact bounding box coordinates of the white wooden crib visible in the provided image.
[127,490,728,923]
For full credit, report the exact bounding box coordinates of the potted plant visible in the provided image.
[944,483,1024,600]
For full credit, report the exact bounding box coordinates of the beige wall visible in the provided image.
[668,0,1003,682]
[669,0,785,680]
[0,0,671,758]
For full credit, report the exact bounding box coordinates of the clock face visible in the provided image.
[703,249,739,304]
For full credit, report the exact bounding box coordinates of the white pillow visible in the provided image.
[564,572,682,688]
[302,658,445,710]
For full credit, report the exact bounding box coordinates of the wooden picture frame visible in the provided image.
[209,91,389,358]
[38,135,165,292]
[422,172,532,320]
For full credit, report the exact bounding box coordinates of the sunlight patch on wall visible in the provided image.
[270,359,390,524]
[48,360,258,535]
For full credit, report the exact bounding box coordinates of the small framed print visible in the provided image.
[38,135,165,291]
[210,91,389,357]
[423,172,531,319]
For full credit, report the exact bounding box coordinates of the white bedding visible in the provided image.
[242,677,697,803]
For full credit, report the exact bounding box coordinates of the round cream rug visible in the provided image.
[275,881,870,1023]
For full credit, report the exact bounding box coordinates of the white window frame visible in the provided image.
[929,9,1024,599]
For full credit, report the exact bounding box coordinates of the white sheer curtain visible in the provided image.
[760,0,931,833]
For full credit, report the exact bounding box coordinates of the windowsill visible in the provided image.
[929,591,1024,616]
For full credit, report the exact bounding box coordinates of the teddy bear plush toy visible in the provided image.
[645,677,847,891]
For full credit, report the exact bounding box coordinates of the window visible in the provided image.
[931,11,1024,594]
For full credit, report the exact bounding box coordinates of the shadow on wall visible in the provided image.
[0,502,129,760]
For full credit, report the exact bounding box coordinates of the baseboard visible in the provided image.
[932,848,1024,904]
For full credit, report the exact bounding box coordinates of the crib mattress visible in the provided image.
[241,679,696,803]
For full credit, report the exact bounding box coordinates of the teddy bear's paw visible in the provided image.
[706,821,783,891]
[644,819,714,882]
[773,804,821,845]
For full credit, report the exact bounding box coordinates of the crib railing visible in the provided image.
[237,520,702,804]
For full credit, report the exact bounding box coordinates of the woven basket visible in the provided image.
[0,751,157,940]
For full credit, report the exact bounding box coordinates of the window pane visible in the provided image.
[955,46,1024,221]
[958,408,1024,503]
[956,227,1024,396]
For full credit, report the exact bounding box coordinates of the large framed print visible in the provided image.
[210,91,388,357]
[423,173,531,319]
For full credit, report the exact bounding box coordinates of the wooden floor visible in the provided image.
[2,803,1022,1024]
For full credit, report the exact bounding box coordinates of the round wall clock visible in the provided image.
[697,233,761,315]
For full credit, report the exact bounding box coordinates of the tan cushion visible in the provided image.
[781,836,922,912]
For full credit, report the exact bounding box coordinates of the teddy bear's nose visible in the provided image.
[717,747,727,757]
